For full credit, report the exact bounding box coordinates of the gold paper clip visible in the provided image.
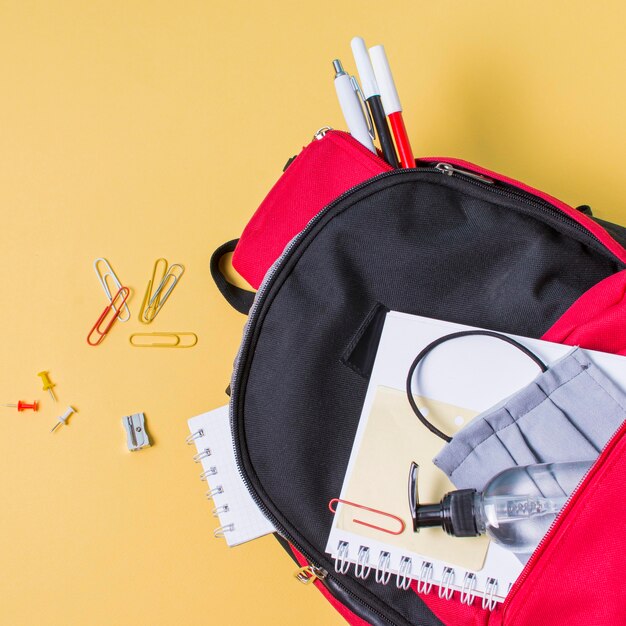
[138,258,168,324]
[139,260,184,323]
[129,332,198,348]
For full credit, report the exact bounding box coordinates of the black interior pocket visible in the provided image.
[341,303,389,378]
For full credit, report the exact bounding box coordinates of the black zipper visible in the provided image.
[430,162,621,262]
[229,166,623,624]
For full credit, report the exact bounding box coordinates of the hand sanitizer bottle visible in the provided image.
[409,460,594,553]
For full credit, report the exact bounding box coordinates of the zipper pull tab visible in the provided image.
[313,127,333,141]
[294,564,328,585]
[435,162,495,184]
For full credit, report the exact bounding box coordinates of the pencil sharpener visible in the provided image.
[123,412,151,451]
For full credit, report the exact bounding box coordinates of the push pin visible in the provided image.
[51,406,76,433]
[123,412,151,451]
[38,371,57,402]
[3,401,39,412]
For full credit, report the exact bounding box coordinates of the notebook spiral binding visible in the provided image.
[206,485,224,499]
[333,540,499,610]
[461,572,478,606]
[354,546,371,580]
[200,467,218,481]
[193,448,212,462]
[189,426,235,540]
[212,504,230,517]
[214,523,235,538]
[185,429,204,444]
[439,567,455,600]
[375,551,391,585]
[188,408,276,547]
[417,561,433,594]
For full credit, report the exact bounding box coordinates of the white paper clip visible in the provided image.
[123,412,151,451]
[94,258,131,322]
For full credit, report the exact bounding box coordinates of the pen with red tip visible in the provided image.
[369,45,416,168]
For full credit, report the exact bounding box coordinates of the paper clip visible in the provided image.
[138,258,168,324]
[140,261,185,323]
[93,258,131,322]
[87,286,130,346]
[129,332,198,348]
[328,498,406,535]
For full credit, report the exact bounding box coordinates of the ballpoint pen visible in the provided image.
[369,44,416,168]
[351,37,399,168]
[332,59,377,154]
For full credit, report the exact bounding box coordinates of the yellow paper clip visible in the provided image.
[138,258,168,324]
[139,260,184,323]
[129,332,198,348]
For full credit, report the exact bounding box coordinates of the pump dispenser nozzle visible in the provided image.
[409,462,480,537]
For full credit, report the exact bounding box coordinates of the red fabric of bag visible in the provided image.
[490,418,626,626]
[541,270,626,355]
[233,143,626,624]
[232,130,392,289]
[417,420,626,626]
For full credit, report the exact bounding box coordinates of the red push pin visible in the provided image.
[3,401,39,412]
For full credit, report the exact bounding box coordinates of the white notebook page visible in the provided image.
[188,405,275,547]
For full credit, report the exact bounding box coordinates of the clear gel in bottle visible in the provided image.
[409,460,594,554]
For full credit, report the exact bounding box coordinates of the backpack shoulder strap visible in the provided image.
[210,239,255,315]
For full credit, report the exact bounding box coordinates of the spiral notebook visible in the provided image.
[187,405,275,547]
[327,311,626,605]
[325,312,546,607]
[326,384,521,608]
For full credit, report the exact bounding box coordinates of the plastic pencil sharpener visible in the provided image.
[123,412,151,451]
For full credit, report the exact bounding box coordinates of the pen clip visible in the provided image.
[350,75,375,142]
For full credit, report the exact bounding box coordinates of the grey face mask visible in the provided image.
[406,331,626,491]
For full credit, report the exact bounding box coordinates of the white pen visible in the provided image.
[369,45,415,168]
[351,37,399,167]
[332,59,376,154]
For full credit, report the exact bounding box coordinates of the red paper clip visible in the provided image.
[87,286,130,346]
[328,498,406,535]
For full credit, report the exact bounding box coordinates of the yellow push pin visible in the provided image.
[38,371,57,402]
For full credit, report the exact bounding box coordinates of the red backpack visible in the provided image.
[211,129,626,626]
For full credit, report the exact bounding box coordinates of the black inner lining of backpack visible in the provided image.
[236,172,624,625]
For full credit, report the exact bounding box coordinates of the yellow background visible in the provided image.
[0,2,624,625]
